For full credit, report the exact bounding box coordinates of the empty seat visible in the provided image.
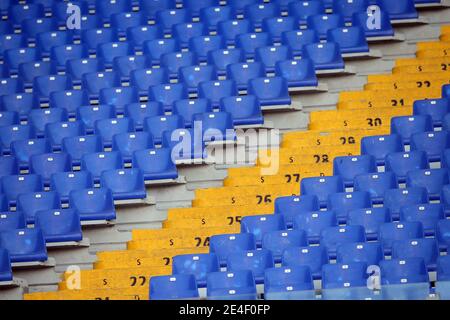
[161,51,197,78]
[413,98,449,126]
[0,124,35,153]
[281,29,319,57]
[307,14,345,40]
[406,168,449,199]
[288,1,325,25]
[143,115,185,145]
[50,171,94,201]
[33,75,73,102]
[0,156,19,179]
[293,210,338,243]
[219,95,264,126]
[50,44,89,71]
[227,62,266,91]
[361,134,404,165]
[263,16,298,43]
[209,233,256,266]
[66,58,106,85]
[11,139,52,168]
[385,151,429,183]
[49,90,90,116]
[173,99,213,128]
[189,35,225,63]
[94,118,135,146]
[336,242,383,266]
[282,245,329,279]
[130,68,170,96]
[0,228,47,263]
[241,215,285,246]
[391,115,433,144]
[111,12,147,36]
[1,93,35,119]
[98,42,134,67]
[125,102,165,130]
[81,151,123,181]
[17,191,61,224]
[82,71,121,98]
[392,238,439,270]
[206,270,257,300]
[99,87,139,112]
[156,9,192,35]
[321,262,370,300]
[378,0,418,20]
[172,22,207,49]
[327,26,369,54]
[69,188,116,221]
[301,175,344,206]
[248,77,291,107]
[198,80,238,108]
[161,128,205,161]
[274,194,320,228]
[255,46,292,73]
[9,4,45,26]
[207,48,246,76]
[172,253,220,287]
[149,83,188,112]
[411,131,450,162]
[352,8,394,38]
[28,108,68,136]
[77,105,117,132]
[264,266,315,300]
[95,0,133,22]
[302,42,345,70]
[236,32,271,59]
[139,0,176,20]
[244,3,281,28]
[143,38,180,65]
[227,249,274,283]
[4,48,40,74]
[112,132,154,161]
[36,30,74,57]
[45,121,86,149]
[100,168,146,200]
[35,209,83,243]
[383,187,428,220]
[62,135,103,166]
[179,65,217,94]
[262,230,308,262]
[354,172,399,202]
[379,258,429,300]
[200,6,233,32]
[327,191,372,222]
[127,25,162,51]
[113,55,151,81]
[347,207,391,240]
[332,0,369,22]
[443,84,450,98]
[192,112,235,142]
[0,249,12,282]
[400,204,445,236]
[379,222,424,253]
[217,19,252,46]
[436,255,450,299]
[275,59,318,88]
[333,155,377,187]
[29,153,72,184]
[18,61,53,87]
[133,148,178,181]
[0,211,26,233]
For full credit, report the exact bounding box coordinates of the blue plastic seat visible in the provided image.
[161,128,205,161]
[437,219,450,250]
[302,42,345,70]
[29,153,72,185]
[130,68,170,96]
[248,77,291,107]
[336,242,383,266]
[81,151,123,181]
[179,65,217,94]
[327,191,372,223]
[385,151,429,183]
[161,51,197,79]
[74,15,104,35]
[255,45,291,73]
[98,42,134,67]
[441,185,450,215]
[133,148,178,181]
[301,175,344,206]
[66,58,106,85]
[400,204,445,237]
[0,78,24,97]
[0,111,19,128]
[77,105,116,133]
[263,16,297,43]
[143,114,185,145]
[227,0,258,15]
[354,172,399,203]
[352,8,394,38]
[50,171,94,201]
[209,233,256,266]
[207,48,245,76]
[35,208,83,243]
[21,17,59,42]
[112,132,154,161]
[264,266,315,300]
[217,19,252,46]
[379,258,429,300]
[127,25,162,51]
[244,2,281,28]
[200,6,233,32]
[172,22,207,49]
[0,212,26,233]
[138,0,176,20]
[0,124,35,154]
[100,168,146,200]
[392,238,438,270]
[4,48,40,75]
[219,95,263,127]
[198,80,238,108]
[275,59,318,88]
[50,44,89,71]
[18,61,53,88]
[321,262,370,299]
[0,156,18,180]
[320,225,366,256]
[52,1,90,23]
[262,230,308,262]
[282,245,329,279]
[206,270,257,300]
[150,274,198,300]
[173,99,213,128]
[379,222,424,253]
[411,131,450,162]
[288,1,325,25]
[378,0,418,20]
[82,71,122,98]
[45,121,86,149]
[361,134,404,165]
[29,108,69,137]
[95,0,133,22]
[327,26,370,54]
[149,83,188,112]
[293,210,338,244]
[436,255,450,299]
[61,135,103,166]
[0,34,28,57]
[383,187,428,220]
[1,93,35,119]
[192,112,235,142]
[443,84,450,98]
[113,55,152,81]
[333,0,369,22]
[347,207,391,240]
[99,87,139,113]
[145,38,180,66]
[124,102,165,129]
[227,249,274,284]
[9,4,45,26]
[111,12,147,37]
[0,195,8,212]
[155,8,192,35]
[189,35,225,63]
[333,155,377,187]
[33,75,73,102]
[172,253,219,287]
[413,98,449,126]
[406,168,449,199]
[236,32,271,59]
[11,139,51,167]
[241,214,285,246]
[307,14,345,40]
[0,228,47,263]
[391,115,433,144]
[0,21,14,36]
[281,29,319,57]
[226,62,265,91]
[274,194,320,228]
[69,188,116,221]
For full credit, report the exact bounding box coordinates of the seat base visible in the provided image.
[0,277,27,289]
